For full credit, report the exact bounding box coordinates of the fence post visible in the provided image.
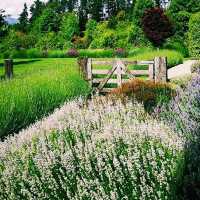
[154,57,167,82]
[87,58,92,87]
[4,59,13,79]
[78,58,88,79]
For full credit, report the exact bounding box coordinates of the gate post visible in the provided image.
[77,58,88,79]
[87,58,92,87]
[154,57,167,82]
[4,59,13,79]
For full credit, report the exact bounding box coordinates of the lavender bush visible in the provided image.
[114,48,127,58]
[156,70,200,199]
[0,97,184,199]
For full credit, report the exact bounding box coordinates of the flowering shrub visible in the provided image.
[156,71,200,199]
[67,48,79,57]
[111,79,175,112]
[114,48,127,57]
[0,97,184,199]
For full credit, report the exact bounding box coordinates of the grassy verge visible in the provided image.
[0,58,89,139]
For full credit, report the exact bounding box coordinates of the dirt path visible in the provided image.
[168,60,198,79]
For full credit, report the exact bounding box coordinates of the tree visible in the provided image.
[0,9,7,41]
[133,0,154,25]
[142,7,173,47]
[18,3,29,32]
[30,0,45,23]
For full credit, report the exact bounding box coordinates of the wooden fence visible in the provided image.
[78,57,167,94]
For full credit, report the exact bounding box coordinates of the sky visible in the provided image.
[0,0,47,18]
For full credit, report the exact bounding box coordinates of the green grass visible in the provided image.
[0,58,89,139]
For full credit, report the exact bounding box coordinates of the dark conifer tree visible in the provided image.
[30,0,45,23]
[18,3,29,32]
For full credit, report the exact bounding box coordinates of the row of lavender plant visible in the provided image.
[156,70,200,199]
[0,97,184,199]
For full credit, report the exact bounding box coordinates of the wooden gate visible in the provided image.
[78,57,167,95]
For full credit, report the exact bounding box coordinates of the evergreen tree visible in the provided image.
[30,0,45,23]
[79,0,88,31]
[0,9,7,40]
[88,0,104,21]
[18,3,29,32]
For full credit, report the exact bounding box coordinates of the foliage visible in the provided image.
[60,12,79,41]
[84,19,97,45]
[163,37,189,57]
[0,58,89,139]
[32,7,61,33]
[133,0,154,25]
[0,97,184,199]
[18,3,29,33]
[188,12,200,57]
[142,7,174,47]
[111,79,174,111]
[156,71,200,199]
[0,9,7,41]
[169,0,200,13]
[30,0,45,23]
[79,49,114,58]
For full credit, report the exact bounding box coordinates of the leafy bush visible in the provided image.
[0,97,184,199]
[67,48,79,57]
[142,7,174,47]
[188,12,200,57]
[111,79,174,112]
[0,59,89,139]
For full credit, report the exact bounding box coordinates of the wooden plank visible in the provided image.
[92,60,113,66]
[124,61,154,65]
[101,88,114,93]
[92,69,148,75]
[149,64,154,80]
[93,78,118,84]
[87,58,92,87]
[154,57,167,82]
[116,60,122,86]
[92,69,110,75]
[130,70,149,75]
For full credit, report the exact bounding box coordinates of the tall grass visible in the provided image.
[0,97,184,199]
[0,58,89,139]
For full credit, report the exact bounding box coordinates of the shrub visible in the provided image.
[0,97,184,199]
[67,48,79,57]
[191,61,200,73]
[188,12,200,57]
[111,79,174,112]
[156,71,200,199]
[142,7,174,47]
[114,48,127,58]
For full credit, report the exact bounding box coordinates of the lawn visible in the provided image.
[0,58,90,139]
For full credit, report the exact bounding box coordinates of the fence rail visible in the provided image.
[78,57,168,95]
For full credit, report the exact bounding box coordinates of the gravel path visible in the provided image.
[168,60,198,79]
